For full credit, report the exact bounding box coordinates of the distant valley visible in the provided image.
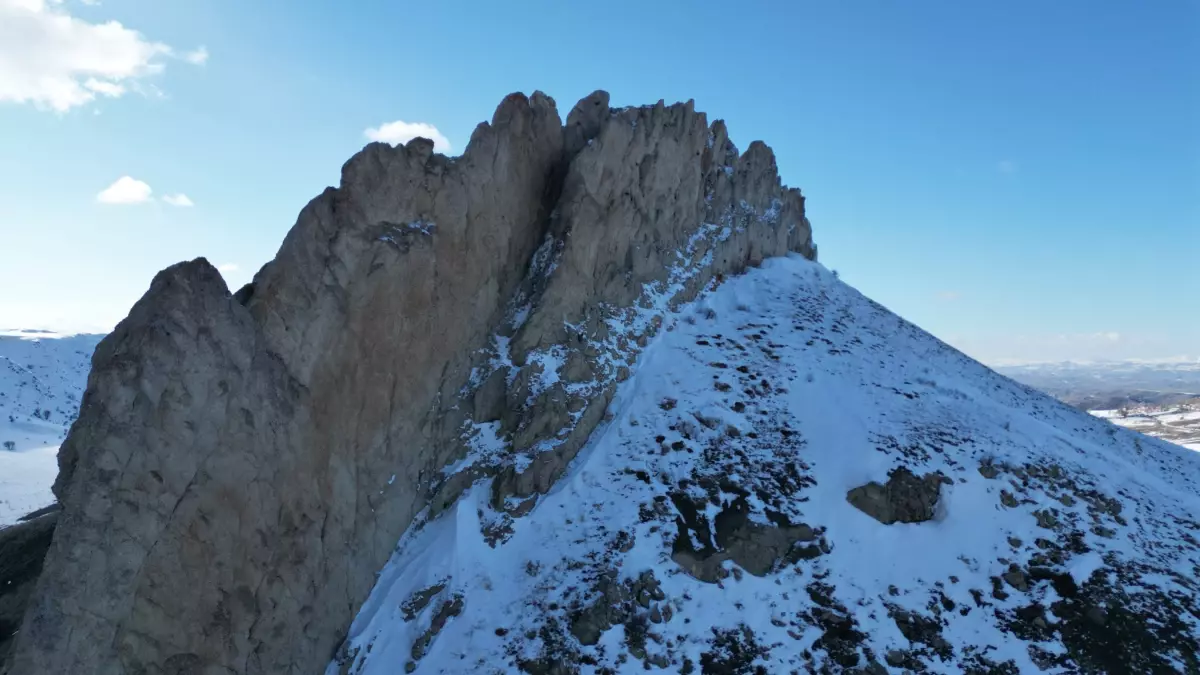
[997,359,1200,452]
[0,330,103,525]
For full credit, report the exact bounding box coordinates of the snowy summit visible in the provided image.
[334,256,1200,674]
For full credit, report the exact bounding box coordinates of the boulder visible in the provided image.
[846,467,946,524]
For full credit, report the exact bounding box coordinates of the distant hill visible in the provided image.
[996,359,1200,411]
[1091,399,1200,453]
[0,330,103,525]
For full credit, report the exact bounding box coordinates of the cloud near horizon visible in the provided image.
[946,329,1172,367]
[364,120,452,153]
[162,193,194,207]
[0,0,206,112]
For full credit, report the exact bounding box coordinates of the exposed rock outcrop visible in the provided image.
[0,509,57,667]
[846,467,947,524]
[8,90,814,674]
[672,493,820,582]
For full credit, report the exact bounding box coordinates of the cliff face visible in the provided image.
[7,91,814,674]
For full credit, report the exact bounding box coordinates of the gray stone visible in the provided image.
[1003,565,1030,592]
[672,495,817,582]
[0,511,58,669]
[846,467,946,524]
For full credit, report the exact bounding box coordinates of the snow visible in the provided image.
[1154,409,1200,424]
[0,445,59,527]
[0,330,102,526]
[407,220,436,235]
[1090,405,1200,453]
[1066,551,1105,586]
[332,255,1200,674]
[378,220,437,245]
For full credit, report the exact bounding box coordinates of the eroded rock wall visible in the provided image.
[8,90,814,675]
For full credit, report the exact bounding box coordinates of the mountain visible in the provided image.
[4,91,1199,675]
[334,257,1200,674]
[6,90,814,675]
[0,331,103,526]
[996,360,1200,412]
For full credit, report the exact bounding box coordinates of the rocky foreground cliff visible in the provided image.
[5,91,814,674]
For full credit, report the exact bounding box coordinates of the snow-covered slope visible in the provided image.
[1092,404,1200,453]
[331,256,1200,674]
[0,330,102,526]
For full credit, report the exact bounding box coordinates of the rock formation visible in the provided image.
[0,507,57,666]
[846,467,947,524]
[6,90,814,674]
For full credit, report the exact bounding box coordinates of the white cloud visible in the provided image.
[96,176,151,204]
[997,159,1018,174]
[0,0,203,112]
[936,291,962,302]
[216,263,238,273]
[82,77,123,97]
[364,120,452,153]
[182,46,208,65]
[162,193,193,207]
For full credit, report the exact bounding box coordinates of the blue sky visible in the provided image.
[0,0,1196,364]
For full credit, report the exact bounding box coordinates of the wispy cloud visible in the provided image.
[960,330,1147,366]
[216,263,238,273]
[364,120,452,153]
[182,46,208,66]
[997,159,1018,174]
[1027,332,1122,345]
[162,193,194,207]
[936,291,962,302]
[0,0,205,112]
[96,176,152,204]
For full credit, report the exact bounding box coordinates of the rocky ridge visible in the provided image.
[6,90,814,675]
[333,256,1200,674]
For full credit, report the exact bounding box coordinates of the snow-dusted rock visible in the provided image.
[846,467,947,525]
[7,91,815,675]
[335,257,1200,674]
